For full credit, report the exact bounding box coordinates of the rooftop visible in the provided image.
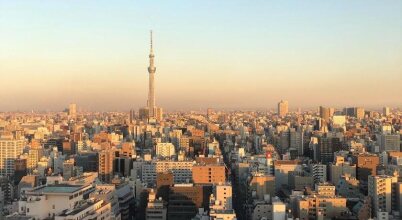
[30,184,83,194]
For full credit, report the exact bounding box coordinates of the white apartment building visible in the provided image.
[0,138,24,176]
[142,160,193,185]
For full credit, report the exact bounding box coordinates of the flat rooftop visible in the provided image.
[30,184,83,194]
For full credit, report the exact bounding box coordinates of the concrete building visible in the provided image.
[55,199,112,220]
[380,134,400,152]
[355,107,365,119]
[168,184,205,219]
[383,106,390,116]
[192,164,226,184]
[352,153,380,189]
[98,149,115,183]
[320,106,331,123]
[18,184,94,219]
[337,175,360,198]
[296,194,348,220]
[310,163,327,183]
[368,175,393,216]
[68,103,77,118]
[142,160,193,185]
[248,174,275,201]
[155,143,176,158]
[278,100,289,117]
[274,160,302,191]
[213,183,233,210]
[0,138,24,176]
[329,156,356,186]
[146,189,167,220]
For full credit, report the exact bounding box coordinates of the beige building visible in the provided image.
[368,175,394,216]
[274,160,302,191]
[209,182,236,220]
[0,138,24,176]
[249,174,275,201]
[296,195,348,220]
[98,149,115,183]
[68,103,77,118]
[156,143,176,158]
[316,182,335,197]
[278,100,289,117]
[28,148,44,171]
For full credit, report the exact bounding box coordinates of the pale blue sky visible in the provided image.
[0,0,401,111]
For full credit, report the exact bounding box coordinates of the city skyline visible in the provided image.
[1,0,401,111]
[1,2,402,219]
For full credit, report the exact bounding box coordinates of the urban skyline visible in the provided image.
[0,2,402,220]
[1,0,401,111]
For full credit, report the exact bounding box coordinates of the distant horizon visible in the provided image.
[0,104,401,114]
[1,1,401,110]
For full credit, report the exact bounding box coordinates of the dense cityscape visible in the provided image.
[0,29,401,220]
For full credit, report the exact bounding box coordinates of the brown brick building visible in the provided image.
[192,164,226,184]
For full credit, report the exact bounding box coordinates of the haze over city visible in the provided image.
[2,1,402,220]
[0,0,401,111]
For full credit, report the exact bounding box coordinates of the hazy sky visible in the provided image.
[0,0,401,111]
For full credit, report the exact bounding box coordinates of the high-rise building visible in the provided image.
[0,138,24,176]
[129,109,135,123]
[383,106,390,116]
[98,149,115,183]
[380,134,400,152]
[368,175,394,216]
[319,106,330,122]
[278,100,289,117]
[355,107,365,119]
[315,136,341,164]
[352,153,380,189]
[68,103,77,118]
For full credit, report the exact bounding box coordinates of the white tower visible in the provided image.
[148,30,156,119]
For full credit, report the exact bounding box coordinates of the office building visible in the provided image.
[319,106,330,122]
[278,100,289,117]
[68,103,77,118]
[380,134,400,152]
[383,107,390,116]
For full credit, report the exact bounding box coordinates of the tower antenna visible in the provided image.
[150,30,153,53]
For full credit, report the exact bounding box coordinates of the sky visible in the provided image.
[0,0,401,111]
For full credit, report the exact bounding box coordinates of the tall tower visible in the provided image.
[148,30,156,119]
[278,100,289,117]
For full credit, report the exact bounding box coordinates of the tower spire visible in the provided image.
[150,30,153,54]
[147,30,156,120]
